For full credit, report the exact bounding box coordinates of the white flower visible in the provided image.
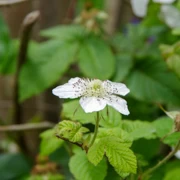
[130,0,176,17]
[175,149,180,159]
[130,0,149,17]
[52,77,130,115]
[160,4,180,28]
[153,0,175,3]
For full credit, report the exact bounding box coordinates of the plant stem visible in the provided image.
[89,112,100,148]
[139,140,180,180]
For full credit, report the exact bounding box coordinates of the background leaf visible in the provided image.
[69,151,107,180]
[127,59,180,105]
[164,160,180,180]
[0,16,18,75]
[113,54,133,82]
[41,25,85,41]
[19,40,79,101]
[163,132,180,146]
[78,37,115,79]
[122,120,156,140]
[0,153,31,180]
[152,117,173,138]
[40,129,64,156]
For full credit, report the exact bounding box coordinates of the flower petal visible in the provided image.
[130,0,149,17]
[160,5,180,28]
[68,77,81,84]
[103,80,130,96]
[175,149,180,159]
[153,0,176,3]
[105,95,130,115]
[80,96,107,113]
[52,77,85,99]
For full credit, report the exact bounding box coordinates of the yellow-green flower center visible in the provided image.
[86,80,106,97]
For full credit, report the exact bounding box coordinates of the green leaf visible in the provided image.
[113,54,133,82]
[88,136,132,166]
[127,59,180,105]
[40,129,63,156]
[0,15,18,75]
[172,27,180,35]
[41,25,85,41]
[164,168,180,180]
[163,132,180,146]
[0,39,18,74]
[97,128,132,147]
[19,40,79,101]
[78,37,115,79]
[164,160,180,180]
[87,138,105,165]
[152,117,173,138]
[122,120,156,140]
[55,120,89,143]
[69,151,107,180]
[88,136,137,176]
[0,153,31,180]
[104,137,137,175]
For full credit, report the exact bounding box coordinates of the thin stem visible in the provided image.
[139,140,180,180]
[89,112,100,148]
[56,135,83,148]
[0,122,54,132]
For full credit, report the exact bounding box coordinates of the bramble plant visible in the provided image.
[0,0,180,180]
[52,78,135,178]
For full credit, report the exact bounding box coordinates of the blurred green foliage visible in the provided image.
[0,0,180,179]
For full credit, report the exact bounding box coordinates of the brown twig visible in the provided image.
[0,122,54,132]
[13,10,40,151]
[0,0,28,7]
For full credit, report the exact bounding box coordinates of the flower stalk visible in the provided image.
[89,112,100,148]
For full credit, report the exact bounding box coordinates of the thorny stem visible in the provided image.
[89,112,100,148]
[139,140,180,180]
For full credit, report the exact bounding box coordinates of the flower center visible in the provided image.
[85,79,106,97]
